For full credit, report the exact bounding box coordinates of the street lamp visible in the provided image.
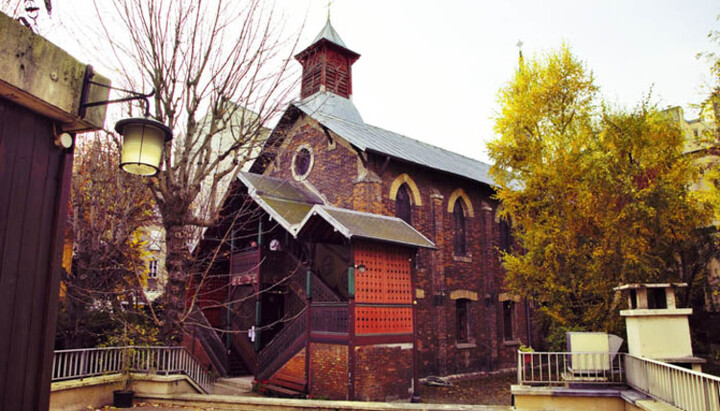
[115,117,172,176]
[79,65,173,176]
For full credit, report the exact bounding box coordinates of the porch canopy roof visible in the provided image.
[298,205,435,249]
[238,172,323,234]
[237,172,435,249]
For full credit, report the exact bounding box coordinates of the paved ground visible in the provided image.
[90,372,515,410]
[419,372,514,406]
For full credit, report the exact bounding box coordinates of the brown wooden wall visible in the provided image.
[0,98,72,410]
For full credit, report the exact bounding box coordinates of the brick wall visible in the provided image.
[265,115,529,377]
[266,118,358,209]
[375,159,527,375]
[309,343,348,400]
[353,344,412,401]
[272,347,306,382]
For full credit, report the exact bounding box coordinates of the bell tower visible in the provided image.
[295,19,360,99]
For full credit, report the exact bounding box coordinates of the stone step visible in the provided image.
[215,376,255,393]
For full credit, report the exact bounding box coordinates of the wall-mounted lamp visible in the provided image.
[79,65,173,176]
[355,264,367,274]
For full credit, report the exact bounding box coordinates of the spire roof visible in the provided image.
[312,18,347,48]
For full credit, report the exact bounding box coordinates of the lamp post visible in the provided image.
[79,65,172,176]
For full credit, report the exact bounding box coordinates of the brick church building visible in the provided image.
[191,19,532,401]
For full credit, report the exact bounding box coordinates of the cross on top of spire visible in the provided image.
[326,0,334,20]
[517,39,524,64]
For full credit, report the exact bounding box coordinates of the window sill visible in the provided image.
[455,342,477,349]
[503,339,521,346]
[452,255,472,263]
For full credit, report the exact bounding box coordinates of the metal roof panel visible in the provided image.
[293,92,495,186]
[300,205,435,249]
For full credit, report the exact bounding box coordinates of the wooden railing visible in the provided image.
[309,271,343,302]
[310,302,349,334]
[52,346,215,393]
[230,315,257,374]
[257,309,308,381]
[625,354,720,411]
[186,306,228,377]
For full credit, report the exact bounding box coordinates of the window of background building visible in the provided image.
[503,300,514,341]
[456,298,470,343]
[453,200,467,256]
[148,259,158,278]
[395,184,412,225]
[149,230,162,251]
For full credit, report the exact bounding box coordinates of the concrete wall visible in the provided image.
[512,386,663,411]
[515,395,627,411]
[50,373,200,411]
[624,312,694,359]
[0,12,110,132]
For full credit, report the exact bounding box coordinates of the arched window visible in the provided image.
[453,200,467,256]
[395,183,412,225]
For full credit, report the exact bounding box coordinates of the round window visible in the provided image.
[292,147,313,179]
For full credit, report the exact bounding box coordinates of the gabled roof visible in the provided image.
[292,91,495,186]
[237,172,434,249]
[238,172,323,234]
[298,205,435,249]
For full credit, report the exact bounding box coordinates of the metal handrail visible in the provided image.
[625,354,720,411]
[517,351,720,411]
[52,346,216,393]
[517,351,625,385]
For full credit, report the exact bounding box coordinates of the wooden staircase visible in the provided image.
[257,309,308,382]
[227,345,252,376]
[253,270,344,394]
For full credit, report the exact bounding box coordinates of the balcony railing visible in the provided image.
[52,346,215,393]
[625,354,720,411]
[310,302,349,334]
[517,351,625,385]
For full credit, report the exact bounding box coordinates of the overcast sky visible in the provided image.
[38,0,720,164]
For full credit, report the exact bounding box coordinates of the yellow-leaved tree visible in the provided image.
[488,45,716,345]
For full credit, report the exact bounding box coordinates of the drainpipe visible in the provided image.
[254,219,264,353]
[525,299,532,347]
[410,253,421,403]
[305,268,312,396]
[348,245,356,400]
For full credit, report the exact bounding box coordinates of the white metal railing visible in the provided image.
[52,346,215,393]
[517,351,625,385]
[625,354,720,411]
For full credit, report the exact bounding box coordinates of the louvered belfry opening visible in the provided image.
[295,20,360,100]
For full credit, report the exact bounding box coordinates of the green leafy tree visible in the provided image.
[488,45,715,338]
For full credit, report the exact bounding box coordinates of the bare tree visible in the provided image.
[1,0,52,31]
[92,0,300,340]
[61,133,159,348]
